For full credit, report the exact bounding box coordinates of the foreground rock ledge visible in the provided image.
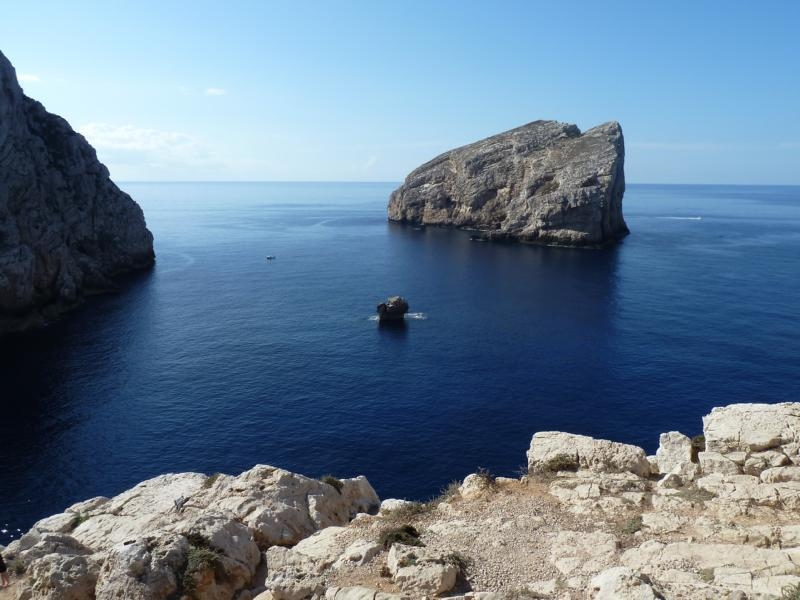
[5,402,800,600]
[387,120,628,247]
[0,50,155,334]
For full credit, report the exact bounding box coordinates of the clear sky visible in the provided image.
[2,1,798,183]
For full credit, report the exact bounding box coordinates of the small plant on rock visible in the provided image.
[397,554,418,568]
[541,454,579,474]
[202,473,222,489]
[676,486,715,505]
[443,551,469,572]
[70,513,90,531]
[320,475,344,494]
[378,524,424,549]
[502,589,548,599]
[619,515,643,535]
[475,466,497,487]
[435,480,462,503]
[183,544,221,593]
[782,583,800,600]
[691,435,706,463]
[8,558,26,576]
[383,501,432,522]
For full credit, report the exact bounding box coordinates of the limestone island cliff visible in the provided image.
[4,402,800,600]
[0,50,154,335]
[388,121,628,247]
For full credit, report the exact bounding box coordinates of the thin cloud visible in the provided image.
[204,87,227,96]
[629,141,744,151]
[633,141,798,152]
[18,73,41,83]
[78,123,219,171]
[362,156,378,170]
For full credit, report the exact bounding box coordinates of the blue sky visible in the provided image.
[2,1,798,183]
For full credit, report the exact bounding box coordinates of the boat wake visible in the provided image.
[368,312,427,322]
[656,216,703,220]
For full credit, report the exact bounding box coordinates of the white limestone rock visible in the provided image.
[379,499,415,514]
[459,473,494,498]
[527,432,650,477]
[549,530,619,576]
[760,465,800,483]
[698,452,741,476]
[590,566,660,600]
[656,432,693,474]
[16,465,379,600]
[743,449,789,476]
[622,540,798,577]
[16,552,101,600]
[94,536,188,600]
[338,539,382,567]
[387,543,459,595]
[703,403,800,454]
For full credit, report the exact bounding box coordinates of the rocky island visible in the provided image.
[4,402,800,600]
[388,121,628,247]
[0,50,154,334]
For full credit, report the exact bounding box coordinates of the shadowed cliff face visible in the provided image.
[388,120,628,247]
[0,50,154,333]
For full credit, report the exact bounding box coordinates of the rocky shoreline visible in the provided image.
[3,402,800,599]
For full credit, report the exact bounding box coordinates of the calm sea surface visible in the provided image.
[2,183,799,537]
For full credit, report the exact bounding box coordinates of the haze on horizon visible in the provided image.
[2,1,798,185]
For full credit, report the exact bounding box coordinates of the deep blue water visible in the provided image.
[2,183,800,539]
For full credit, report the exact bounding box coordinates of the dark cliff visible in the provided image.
[0,50,154,333]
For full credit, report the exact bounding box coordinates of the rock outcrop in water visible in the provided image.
[377,296,409,322]
[6,403,800,599]
[388,120,628,247]
[0,50,154,334]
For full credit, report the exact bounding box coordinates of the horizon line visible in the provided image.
[114,180,800,187]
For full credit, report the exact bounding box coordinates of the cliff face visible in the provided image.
[0,50,154,333]
[388,120,628,247]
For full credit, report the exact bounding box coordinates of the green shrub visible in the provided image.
[435,481,461,503]
[383,501,432,522]
[619,515,643,535]
[691,435,706,463]
[443,551,469,572]
[699,567,715,583]
[321,475,344,494]
[70,513,90,531]
[378,525,424,549]
[676,486,715,505]
[182,543,221,592]
[542,454,579,473]
[202,473,223,489]
[501,589,548,599]
[8,558,26,576]
[782,583,800,600]
[397,554,418,568]
[475,466,497,487]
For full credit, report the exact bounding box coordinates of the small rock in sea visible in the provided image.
[376,296,409,321]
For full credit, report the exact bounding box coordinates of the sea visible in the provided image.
[2,182,799,540]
